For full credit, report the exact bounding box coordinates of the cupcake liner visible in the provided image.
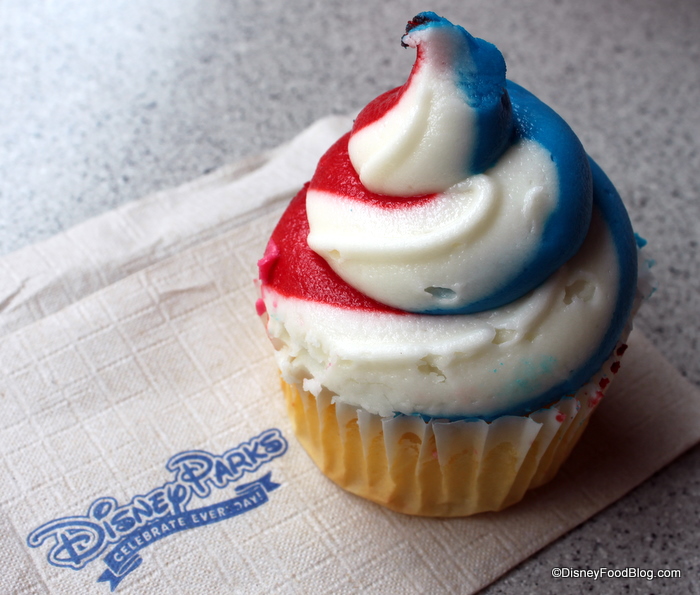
[281,341,629,517]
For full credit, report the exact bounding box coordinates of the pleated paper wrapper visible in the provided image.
[281,339,626,517]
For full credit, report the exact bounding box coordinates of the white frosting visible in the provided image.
[307,139,558,312]
[262,206,619,418]
[348,24,477,197]
[260,15,636,420]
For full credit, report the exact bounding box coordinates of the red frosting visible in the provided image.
[259,185,406,313]
[258,128,444,312]
[308,134,436,208]
[257,44,440,313]
[352,86,406,133]
[351,47,423,134]
[257,240,280,284]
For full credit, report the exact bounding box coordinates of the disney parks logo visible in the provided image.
[27,428,288,591]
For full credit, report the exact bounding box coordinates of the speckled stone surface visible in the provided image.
[2,0,699,592]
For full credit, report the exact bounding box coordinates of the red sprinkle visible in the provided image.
[255,298,267,316]
[555,412,566,423]
[599,377,610,389]
[610,361,621,374]
[616,344,629,357]
[590,390,605,407]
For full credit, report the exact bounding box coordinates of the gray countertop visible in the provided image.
[2,0,698,592]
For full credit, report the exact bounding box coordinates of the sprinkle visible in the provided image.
[556,412,566,423]
[590,390,604,407]
[599,377,610,389]
[616,344,628,357]
[610,361,621,374]
[255,299,267,316]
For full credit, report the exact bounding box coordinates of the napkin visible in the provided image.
[1,117,699,595]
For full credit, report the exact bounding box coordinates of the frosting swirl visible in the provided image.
[348,12,513,195]
[257,13,638,420]
[307,13,592,314]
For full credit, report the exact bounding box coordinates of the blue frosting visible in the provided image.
[405,12,514,175]
[399,15,638,420]
[415,158,638,422]
[403,13,594,316]
[421,80,593,315]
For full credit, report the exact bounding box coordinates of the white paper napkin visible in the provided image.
[1,118,699,595]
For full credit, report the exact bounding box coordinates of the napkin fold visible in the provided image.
[1,117,699,595]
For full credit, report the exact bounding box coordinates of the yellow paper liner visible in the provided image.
[281,343,629,517]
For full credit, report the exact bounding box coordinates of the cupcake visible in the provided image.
[256,12,642,516]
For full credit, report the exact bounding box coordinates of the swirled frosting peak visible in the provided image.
[348,11,513,196]
[306,13,594,314]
